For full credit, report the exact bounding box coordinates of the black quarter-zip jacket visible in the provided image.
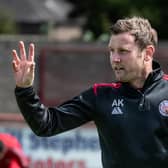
[15,61,168,168]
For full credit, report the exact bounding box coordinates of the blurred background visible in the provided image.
[0,0,168,167]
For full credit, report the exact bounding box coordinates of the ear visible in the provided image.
[144,45,155,61]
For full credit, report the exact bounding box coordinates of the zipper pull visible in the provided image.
[139,94,145,111]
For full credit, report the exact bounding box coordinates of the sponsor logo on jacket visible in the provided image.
[159,100,168,117]
[111,99,124,115]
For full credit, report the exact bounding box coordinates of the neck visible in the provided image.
[130,65,153,89]
[130,78,146,89]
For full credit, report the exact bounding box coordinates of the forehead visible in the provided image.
[108,32,136,48]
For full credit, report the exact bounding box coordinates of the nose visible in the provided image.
[110,53,121,62]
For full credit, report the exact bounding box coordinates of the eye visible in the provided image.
[119,49,129,54]
[108,48,114,54]
[108,47,113,52]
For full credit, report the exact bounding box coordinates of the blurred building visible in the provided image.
[0,0,81,38]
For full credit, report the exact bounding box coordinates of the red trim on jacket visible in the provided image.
[93,83,121,95]
[163,74,168,80]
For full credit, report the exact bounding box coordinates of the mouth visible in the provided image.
[114,67,124,71]
[113,67,125,76]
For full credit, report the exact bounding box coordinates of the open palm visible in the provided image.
[12,41,35,88]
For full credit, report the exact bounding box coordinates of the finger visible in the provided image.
[19,41,26,60]
[28,43,35,62]
[12,50,20,64]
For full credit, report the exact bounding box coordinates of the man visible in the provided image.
[11,16,168,168]
[0,133,29,168]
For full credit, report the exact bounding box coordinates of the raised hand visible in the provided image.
[12,41,35,88]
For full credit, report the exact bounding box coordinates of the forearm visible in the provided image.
[15,87,93,137]
[15,86,51,136]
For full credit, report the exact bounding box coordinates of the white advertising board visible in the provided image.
[0,123,102,168]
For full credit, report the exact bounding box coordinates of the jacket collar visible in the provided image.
[143,60,163,89]
[121,60,163,95]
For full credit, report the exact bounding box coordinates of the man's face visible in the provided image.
[108,32,145,83]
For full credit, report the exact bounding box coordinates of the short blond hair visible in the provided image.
[110,16,158,50]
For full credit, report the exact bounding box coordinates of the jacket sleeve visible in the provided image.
[15,86,96,137]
